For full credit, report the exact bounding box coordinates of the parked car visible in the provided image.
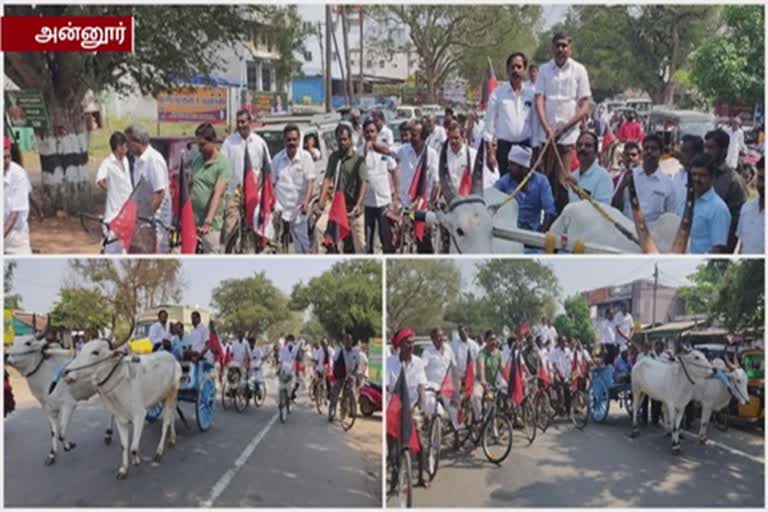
[648,107,716,153]
[395,105,422,120]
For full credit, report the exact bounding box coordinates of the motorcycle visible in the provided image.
[359,379,382,417]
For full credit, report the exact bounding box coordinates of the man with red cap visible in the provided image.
[4,136,32,254]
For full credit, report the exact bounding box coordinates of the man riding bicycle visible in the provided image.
[549,336,574,412]
[278,335,303,401]
[478,332,504,394]
[329,334,362,422]
[226,331,252,385]
[422,327,460,431]
[247,336,264,394]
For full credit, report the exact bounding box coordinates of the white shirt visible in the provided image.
[313,346,332,367]
[250,346,264,368]
[724,126,746,170]
[220,131,271,193]
[736,198,764,254]
[546,325,558,346]
[450,337,481,377]
[549,346,573,379]
[672,166,689,215]
[613,312,633,348]
[133,145,171,226]
[361,148,398,207]
[228,339,252,366]
[422,344,457,388]
[426,125,447,154]
[279,342,300,365]
[148,321,171,345]
[3,161,30,233]
[396,144,439,208]
[386,354,427,407]
[359,350,369,378]
[377,125,394,147]
[446,144,477,192]
[621,167,677,226]
[96,152,132,224]
[483,82,534,143]
[598,318,616,345]
[535,58,592,146]
[336,346,362,374]
[271,148,316,221]
[469,121,485,149]
[186,323,209,353]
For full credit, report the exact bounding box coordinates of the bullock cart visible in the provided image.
[145,360,217,432]
[589,365,633,423]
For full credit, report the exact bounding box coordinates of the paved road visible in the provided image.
[5,369,381,507]
[393,410,764,508]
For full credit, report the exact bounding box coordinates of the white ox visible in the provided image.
[426,140,693,255]
[4,319,110,465]
[630,349,714,454]
[63,326,181,479]
[688,356,749,443]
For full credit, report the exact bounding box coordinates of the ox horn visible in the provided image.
[670,167,694,253]
[471,139,485,196]
[36,314,52,341]
[438,140,456,205]
[110,318,135,350]
[627,171,659,253]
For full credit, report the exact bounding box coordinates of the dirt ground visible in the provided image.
[29,215,102,254]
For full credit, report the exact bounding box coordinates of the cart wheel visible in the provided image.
[589,378,610,423]
[146,403,164,424]
[196,378,216,432]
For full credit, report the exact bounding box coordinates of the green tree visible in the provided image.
[50,287,113,334]
[368,6,542,102]
[210,272,290,336]
[386,259,460,333]
[689,5,765,106]
[4,5,306,213]
[290,260,382,342]
[70,259,183,318]
[4,261,22,309]
[444,293,499,335]
[678,260,732,314]
[302,315,329,341]
[474,260,560,332]
[268,310,305,341]
[711,260,764,334]
[554,295,595,348]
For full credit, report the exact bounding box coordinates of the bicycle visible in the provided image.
[387,206,441,254]
[549,371,590,430]
[386,433,413,508]
[423,387,458,481]
[80,212,208,254]
[277,364,294,424]
[311,370,329,415]
[498,379,537,446]
[221,364,246,412]
[451,385,513,464]
[330,374,357,431]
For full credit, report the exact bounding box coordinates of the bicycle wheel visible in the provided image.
[482,411,513,464]
[426,417,441,480]
[279,389,287,424]
[570,390,589,430]
[520,398,537,445]
[535,392,552,432]
[308,379,316,402]
[221,383,233,410]
[234,386,248,413]
[254,382,266,407]
[397,450,413,508]
[341,388,356,431]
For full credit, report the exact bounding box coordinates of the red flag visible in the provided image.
[519,322,530,336]
[458,166,472,196]
[480,58,498,111]
[463,348,475,398]
[255,150,275,248]
[178,152,197,254]
[439,365,454,400]
[385,369,420,454]
[512,360,524,407]
[408,149,429,241]
[207,322,224,364]
[504,351,524,406]
[109,193,138,251]
[501,358,511,383]
[538,363,551,386]
[243,147,259,228]
[323,191,350,247]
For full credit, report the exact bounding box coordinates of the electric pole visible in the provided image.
[324,5,332,113]
[358,7,364,98]
[652,262,659,325]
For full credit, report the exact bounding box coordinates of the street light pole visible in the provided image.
[652,262,659,325]
[324,5,332,113]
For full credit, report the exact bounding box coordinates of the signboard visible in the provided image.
[368,337,382,384]
[241,90,287,116]
[4,310,14,345]
[5,90,49,129]
[157,86,227,124]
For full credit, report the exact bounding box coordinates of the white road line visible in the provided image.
[680,430,764,464]
[200,412,279,507]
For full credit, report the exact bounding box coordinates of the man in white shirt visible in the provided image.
[545,319,558,349]
[278,334,303,401]
[329,334,363,420]
[271,124,316,253]
[445,121,478,196]
[360,119,400,254]
[724,117,746,170]
[422,327,460,430]
[484,52,534,177]
[4,137,32,254]
[613,303,634,353]
[220,109,271,241]
[549,336,573,410]
[95,131,133,254]
[736,156,764,254]
[372,110,394,148]
[184,311,212,363]
[616,135,677,227]
[125,124,171,253]
[247,337,265,393]
[450,324,483,418]
[227,332,252,384]
[148,310,172,351]
[597,309,618,365]
[425,114,447,154]
[535,32,592,215]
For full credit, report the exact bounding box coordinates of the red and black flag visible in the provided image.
[538,361,551,386]
[463,347,475,399]
[243,147,259,228]
[177,151,197,254]
[502,350,524,407]
[322,158,351,247]
[407,148,429,241]
[207,321,225,364]
[254,149,275,248]
[439,364,454,401]
[480,57,498,111]
[109,177,153,252]
[385,369,421,454]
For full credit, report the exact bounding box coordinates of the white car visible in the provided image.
[395,105,422,120]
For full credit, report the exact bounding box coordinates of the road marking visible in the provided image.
[200,412,279,507]
[680,430,764,464]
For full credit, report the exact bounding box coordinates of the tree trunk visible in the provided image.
[330,12,349,105]
[340,7,353,104]
[38,95,92,216]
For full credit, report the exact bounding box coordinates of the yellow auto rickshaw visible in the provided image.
[737,348,764,422]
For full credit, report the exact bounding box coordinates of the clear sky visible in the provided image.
[452,257,724,303]
[9,258,351,314]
